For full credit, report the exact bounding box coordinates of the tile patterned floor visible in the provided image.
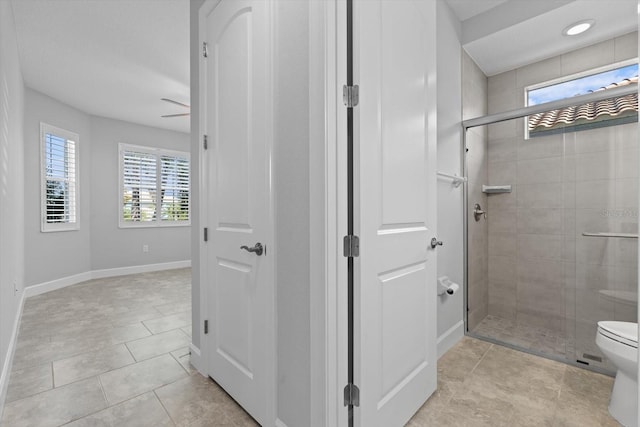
[1,269,257,427]
[2,269,621,426]
[407,337,620,427]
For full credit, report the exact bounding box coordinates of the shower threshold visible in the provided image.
[468,315,614,377]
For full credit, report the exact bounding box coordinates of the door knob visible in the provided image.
[430,237,443,249]
[240,242,264,256]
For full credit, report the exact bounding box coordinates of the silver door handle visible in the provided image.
[430,237,443,249]
[240,242,264,256]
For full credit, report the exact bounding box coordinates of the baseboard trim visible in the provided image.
[275,419,290,427]
[0,291,26,421]
[23,271,93,298]
[24,260,192,297]
[91,260,192,280]
[437,320,464,359]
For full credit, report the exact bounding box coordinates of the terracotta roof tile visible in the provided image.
[528,76,638,132]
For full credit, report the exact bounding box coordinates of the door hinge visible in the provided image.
[343,235,359,258]
[203,135,208,150]
[343,383,360,407]
[204,320,209,334]
[203,42,209,58]
[343,84,359,107]
[204,227,208,242]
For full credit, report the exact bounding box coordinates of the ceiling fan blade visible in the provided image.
[161,113,191,118]
[161,98,190,108]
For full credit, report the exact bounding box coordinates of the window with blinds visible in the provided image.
[41,123,79,232]
[119,144,190,227]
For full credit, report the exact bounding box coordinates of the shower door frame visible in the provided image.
[461,84,638,375]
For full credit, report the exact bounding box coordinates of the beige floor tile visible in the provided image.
[5,363,52,403]
[109,308,166,328]
[1,377,107,427]
[96,323,152,345]
[437,337,491,391]
[65,392,174,427]
[181,326,192,337]
[561,365,613,407]
[53,343,136,387]
[142,311,192,334]
[469,344,565,402]
[99,353,187,405]
[125,329,191,361]
[154,301,191,316]
[12,335,105,371]
[155,374,237,427]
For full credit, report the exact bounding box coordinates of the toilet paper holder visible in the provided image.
[438,276,459,296]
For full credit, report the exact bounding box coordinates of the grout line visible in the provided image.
[124,341,139,363]
[169,351,191,376]
[97,374,109,406]
[468,342,493,376]
[50,362,55,389]
[154,389,178,426]
[141,321,155,335]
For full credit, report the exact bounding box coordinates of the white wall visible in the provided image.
[0,0,25,414]
[435,0,465,356]
[89,116,190,270]
[23,88,190,287]
[23,89,92,287]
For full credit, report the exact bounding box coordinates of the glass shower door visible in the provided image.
[570,122,638,373]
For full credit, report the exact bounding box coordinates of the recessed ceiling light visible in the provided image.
[563,20,595,36]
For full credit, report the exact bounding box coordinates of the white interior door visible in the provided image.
[354,1,437,426]
[202,0,273,424]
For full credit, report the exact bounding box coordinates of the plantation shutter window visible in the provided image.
[119,144,190,227]
[160,155,190,221]
[122,151,157,222]
[41,123,79,232]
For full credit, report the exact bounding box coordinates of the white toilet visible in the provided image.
[596,321,638,427]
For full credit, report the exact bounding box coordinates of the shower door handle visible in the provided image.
[430,237,443,249]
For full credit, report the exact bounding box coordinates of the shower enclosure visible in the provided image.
[463,77,638,374]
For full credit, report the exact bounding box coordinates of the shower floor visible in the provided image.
[471,315,573,360]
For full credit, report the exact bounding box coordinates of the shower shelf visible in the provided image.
[482,185,511,194]
[582,232,638,238]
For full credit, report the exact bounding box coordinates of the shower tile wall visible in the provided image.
[484,31,638,366]
[462,51,488,330]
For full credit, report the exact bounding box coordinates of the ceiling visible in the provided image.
[447,0,638,76]
[11,0,190,134]
[445,0,509,22]
[9,0,638,133]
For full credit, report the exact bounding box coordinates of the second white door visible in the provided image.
[355,1,438,426]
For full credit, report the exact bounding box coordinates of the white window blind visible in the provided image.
[119,144,190,227]
[160,155,190,221]
[41,123,79,232]
[122,151,157,222]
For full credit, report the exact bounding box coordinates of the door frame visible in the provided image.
[308,1,349,426]
[197,0,276,424]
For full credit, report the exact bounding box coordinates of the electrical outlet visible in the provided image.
[143,244,149,253]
